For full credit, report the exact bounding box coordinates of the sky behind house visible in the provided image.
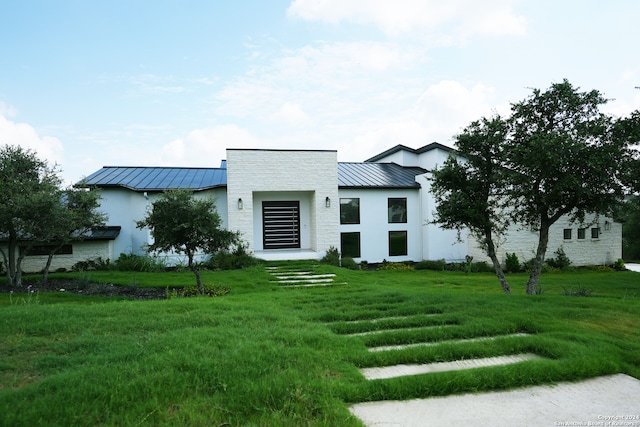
[1,0,639,184]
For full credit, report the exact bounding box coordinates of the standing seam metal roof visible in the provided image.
[79,166,227,191]
[79,162,426,191]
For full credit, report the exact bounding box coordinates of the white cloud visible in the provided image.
[0,108,64,167]
[161,124,260,166]
[272,102,310,125]
[287,0,526,40]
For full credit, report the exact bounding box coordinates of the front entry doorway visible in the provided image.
[262,201,301,250]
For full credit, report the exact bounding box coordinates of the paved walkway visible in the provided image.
[350,374,640,426]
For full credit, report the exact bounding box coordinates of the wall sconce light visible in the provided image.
[325,197,331,208]
[238,198,243,210]
[605,220,611,231]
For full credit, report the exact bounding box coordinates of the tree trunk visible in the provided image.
[7,231,19,287]
[485,229,511,294]
[526,222,550,295]
[42,253,55,283]
[187,251,204,295]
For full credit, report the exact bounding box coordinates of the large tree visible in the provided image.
[429,80,639,295]
[40,186,107,283]
[430,116,512,294]
[136,189,239,294]
[0,145,62,287]
[505,80,638,294]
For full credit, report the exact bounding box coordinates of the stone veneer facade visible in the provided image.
[226,149,340,258]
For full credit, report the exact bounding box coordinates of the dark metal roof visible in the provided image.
[365,142,453,162]
[79,167,227,191]
[84,226,121,240]
[338,162,426,189]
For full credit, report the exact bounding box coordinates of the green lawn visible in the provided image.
[1,266,639,426]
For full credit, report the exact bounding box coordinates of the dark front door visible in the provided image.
[262,201,301,250]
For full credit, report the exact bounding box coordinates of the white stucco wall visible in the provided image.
[95,187,228,263]
[226,149,339,257]
[338,188,423,263]
[417,173,468,262]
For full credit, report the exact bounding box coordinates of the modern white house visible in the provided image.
[63,143,621,269]
[5,143,619,273]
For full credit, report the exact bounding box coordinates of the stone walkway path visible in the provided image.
[266,265,346,287]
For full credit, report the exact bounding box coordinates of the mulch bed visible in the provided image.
[1,278,167,300]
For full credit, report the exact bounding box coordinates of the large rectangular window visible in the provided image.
[340,198,360,224]
[340,232,361,258]
[389,231,408,256]
[388,198,407,223]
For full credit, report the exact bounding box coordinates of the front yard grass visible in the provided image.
[1,266,639,426]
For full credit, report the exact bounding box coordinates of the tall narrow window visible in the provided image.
[563,229,572,240]
[340,198,360,224]
[388,198,407,223]
[591,227,600,239]
[341,232,361,258]
[389,231,408,256]
[578,228,586,239]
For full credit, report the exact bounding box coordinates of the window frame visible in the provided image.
[577,228,586,240]
[388,230,408,257]
[563,228,572,240]
[388,198,407,224]
[591,227,600,239]
[340,232,361,258]
[339,198,360,225]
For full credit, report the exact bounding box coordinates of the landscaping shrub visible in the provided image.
[72,257,112,272]
[415,259,447,271]
[546,246,572,270]
[113,253,166,272]
[178,284,231,297]
[341,257,359,270]
[377,261,414,271]
[207,243,262,270]
[470,261,493,273]
[562,285,593,297]
[613,258,625,271]
[505,253,521,273]
[321,246,340,266]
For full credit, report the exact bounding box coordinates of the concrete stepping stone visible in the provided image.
[346,324,455,337]
[360,353,541,380]
[368,333,531,352]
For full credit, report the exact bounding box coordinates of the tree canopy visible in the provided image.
[0,145,107,287]
[430,80,640,294]
[136,189,240,294]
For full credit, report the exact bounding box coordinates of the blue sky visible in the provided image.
[1,0,639,184]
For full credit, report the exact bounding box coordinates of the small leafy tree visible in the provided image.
[136,189,239,294]
[0,145,62,287]
[40,186,107,282]
[430,116,512,293]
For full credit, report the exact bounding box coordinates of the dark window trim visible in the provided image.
[340,198,360,225]
[388,198,407,224]
[563,228,572,240]
[340,232,361,258]
[388,230,408,256]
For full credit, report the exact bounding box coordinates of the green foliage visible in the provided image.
[583,265,615,273]
[561,285,593,297]
[0,145,62,287]
[377,262,414,271]
[113,253,166,272]
[206,242,262,270]
[320,246,340,266]
[613,258,626,271]
[546,246,572,270]
[178,284,230,297]
[340,257,359,270]
[71,257,112,272]
[136,189,240,293]
[505,253,521,273]
[415,259,447,271]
